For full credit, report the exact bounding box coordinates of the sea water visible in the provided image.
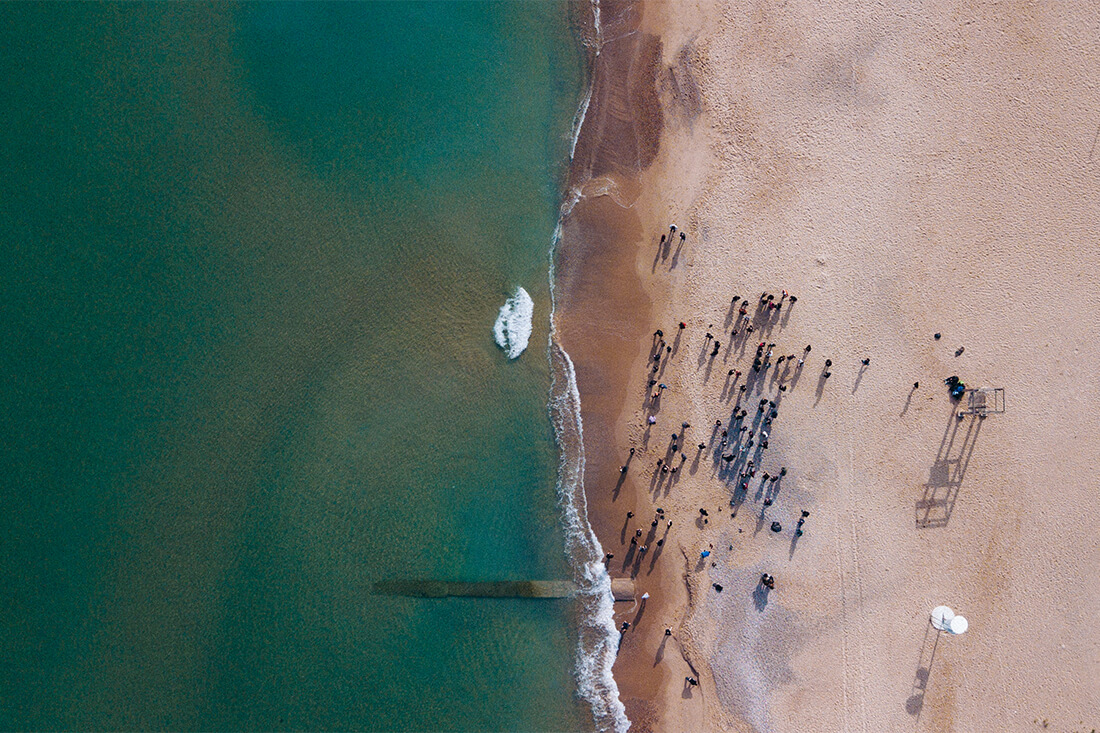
[0,3,596,730]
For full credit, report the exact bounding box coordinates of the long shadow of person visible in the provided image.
[654,633,669,665]
[901,383,918,416]
[647,525,672,574]
[814,369,829,407]
[614,472,627,500]
[633,596,648,627]
[788,527,802,559]
[690,447,703,476]
[669,237,685,269]
[670,328,682,358]
[620,543,636,572]
[752,583,770,611]
[652,234,669,271]
[852,364,868,394]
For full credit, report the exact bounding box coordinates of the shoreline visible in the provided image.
[557,1,1100,732]
[553,1,694,730]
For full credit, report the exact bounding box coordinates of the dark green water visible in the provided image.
[0,3,588,730]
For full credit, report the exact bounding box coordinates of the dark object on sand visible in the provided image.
[934,333,942,340]
[770,521,782,533]
[712,583,723,592]
[760,573,775,589]
[945,375,966,400]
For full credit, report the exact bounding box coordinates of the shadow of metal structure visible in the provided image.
[916,410,983,528]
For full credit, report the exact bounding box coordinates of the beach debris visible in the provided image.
[955,346,965,356]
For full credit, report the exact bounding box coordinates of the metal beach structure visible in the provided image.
[957,387,1006,418]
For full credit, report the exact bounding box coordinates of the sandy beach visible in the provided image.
[556,1,1100,731]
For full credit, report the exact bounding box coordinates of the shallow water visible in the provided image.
[0,3,588,730]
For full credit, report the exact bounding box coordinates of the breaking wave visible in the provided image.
[493,287,534,360]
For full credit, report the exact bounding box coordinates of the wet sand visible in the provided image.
[557,1,1100,731]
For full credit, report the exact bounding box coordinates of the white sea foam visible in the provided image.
[548,339,629,733]
[591,0,603,52]
[570,84,593,162]
[493,287,534,360]
[544,1,628,728]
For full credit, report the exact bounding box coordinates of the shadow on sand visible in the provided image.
[916,409,983,528]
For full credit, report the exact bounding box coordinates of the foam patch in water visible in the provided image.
[494,287,534,360]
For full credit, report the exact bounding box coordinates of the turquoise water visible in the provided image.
[0,3,589,730]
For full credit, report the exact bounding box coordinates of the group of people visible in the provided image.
[614,235,837,678]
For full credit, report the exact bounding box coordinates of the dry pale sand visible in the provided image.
[560,1,1100,731]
